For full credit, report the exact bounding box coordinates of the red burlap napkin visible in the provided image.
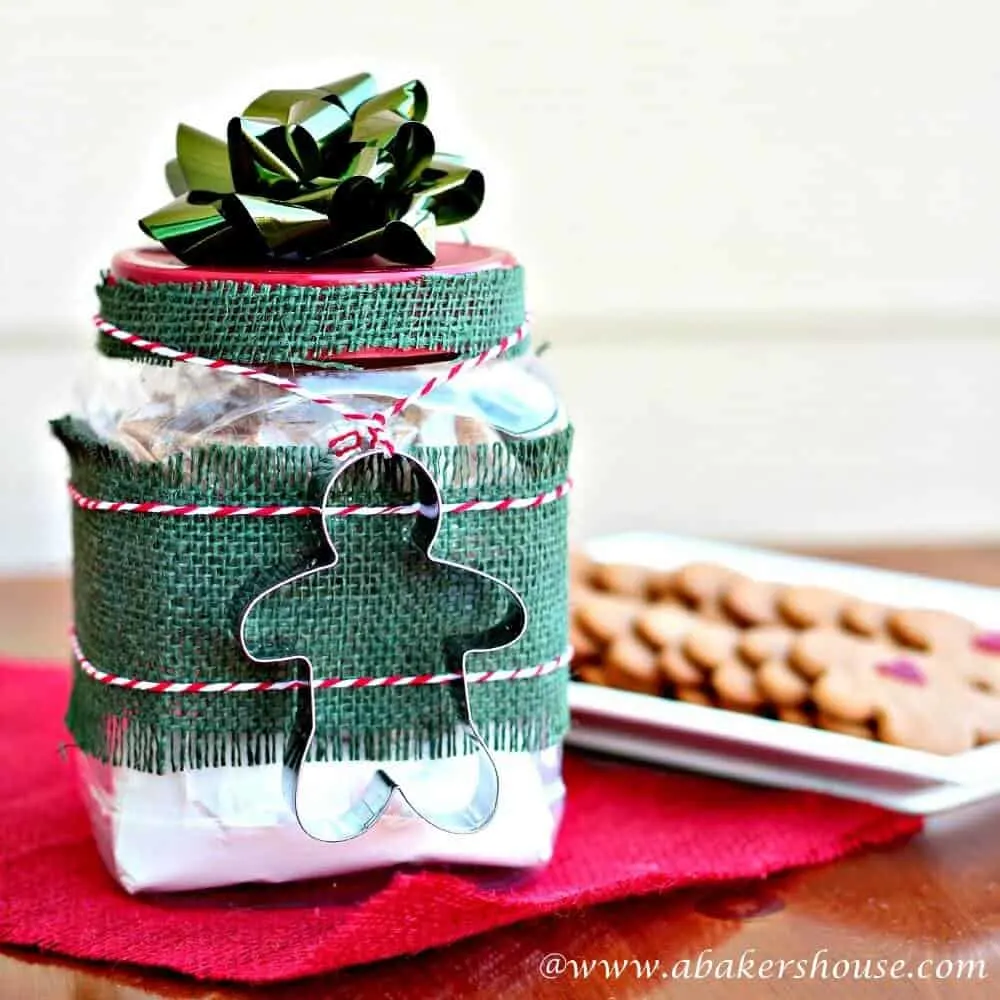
[0,660,920,984]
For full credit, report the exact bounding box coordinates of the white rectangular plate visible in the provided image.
[568,533,1000,814]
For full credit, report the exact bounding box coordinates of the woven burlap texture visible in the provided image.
[54,418,572,774]
[96,265,526,366]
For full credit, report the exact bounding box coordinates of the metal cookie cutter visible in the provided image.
[238,450,527,843]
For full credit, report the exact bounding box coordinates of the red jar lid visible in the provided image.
[110,243,518,287]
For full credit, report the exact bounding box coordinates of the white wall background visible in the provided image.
[2,1,1000,570]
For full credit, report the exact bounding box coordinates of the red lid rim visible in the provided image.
[110,243,519,287]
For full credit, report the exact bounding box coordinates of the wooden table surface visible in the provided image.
[3,545,1000,998]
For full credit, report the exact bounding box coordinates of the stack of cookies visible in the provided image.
[570,557,1000,754]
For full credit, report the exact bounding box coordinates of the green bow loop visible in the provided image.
[166,125,234,196]
[139,73,484,266]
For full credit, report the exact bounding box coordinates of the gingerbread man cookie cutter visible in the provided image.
[238,449,527,843]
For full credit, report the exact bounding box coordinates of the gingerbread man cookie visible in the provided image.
[569,622,602,665]
[776,585,849,629]
[886,608,977,651]
[757,657,811,708]
[720,578,782,627]
[738,626,810,710]
[670,563,743,620]
[839,598,889,638]
[634,606,719,694]
[590,562,656,599]
[635,605,706,649]
[738,626,795,667]
[574,591,644,645]
[678,624,766,712]
[885,610,1000,693]
[789,629,1000,753]
[569,552,596,587]
[604,631,663,696]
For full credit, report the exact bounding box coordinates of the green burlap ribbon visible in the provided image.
[96,262,526,366]
[55,418,572,774]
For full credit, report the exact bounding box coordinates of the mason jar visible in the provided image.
[54,242,573,892]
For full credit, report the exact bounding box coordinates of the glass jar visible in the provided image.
[55,243,573,893]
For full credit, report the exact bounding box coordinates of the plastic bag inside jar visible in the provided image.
[75,350,566,464]
[76,739,567,892]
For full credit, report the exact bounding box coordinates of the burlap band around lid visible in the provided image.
[96,245,527,366]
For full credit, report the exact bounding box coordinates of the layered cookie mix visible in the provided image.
[570,557,1000,754]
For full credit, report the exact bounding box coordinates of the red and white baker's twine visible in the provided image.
[93,315,529,458]
[83,316,565,694]
[67,480,571,518]
[85,317,566,514]
[71,631,571,694]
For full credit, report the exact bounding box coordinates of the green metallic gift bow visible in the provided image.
[140,73,485,266]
